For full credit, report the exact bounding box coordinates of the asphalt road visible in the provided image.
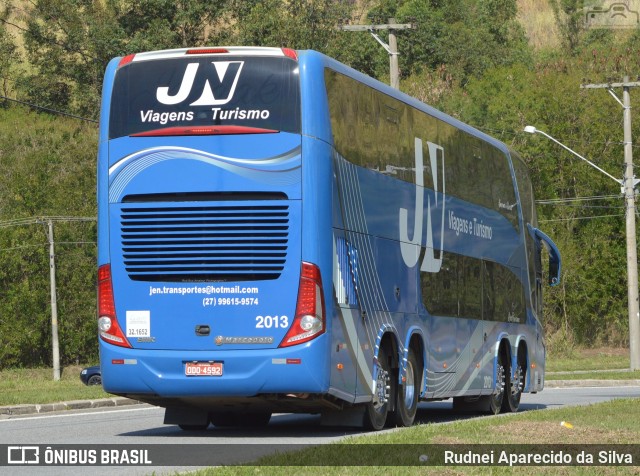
[1,385,639,475]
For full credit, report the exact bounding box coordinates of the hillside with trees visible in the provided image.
[0,0,638,368]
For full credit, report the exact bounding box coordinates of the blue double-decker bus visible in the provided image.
[97,46,560,430]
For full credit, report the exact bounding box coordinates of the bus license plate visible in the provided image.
[185,362,223,377]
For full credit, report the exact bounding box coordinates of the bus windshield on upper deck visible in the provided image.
[108,54,301,138]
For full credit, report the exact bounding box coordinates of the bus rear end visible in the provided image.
[97,47,330,428]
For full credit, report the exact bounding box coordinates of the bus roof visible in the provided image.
[297,49,511,158]
[122,47,297,65]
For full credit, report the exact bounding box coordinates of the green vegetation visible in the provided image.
[545,348,639,379]
[547,348,629,373]
[185,398,640,474]
[0,107,98,368]
[0,365,107,406]
[546,370,640,380]
[0,0,640,369]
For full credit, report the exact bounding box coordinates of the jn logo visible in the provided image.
[399,138,445,273]
[156,61,244,106]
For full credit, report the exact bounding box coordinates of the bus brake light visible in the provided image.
[98,264,132,348]
[279,262,325,347]
[186,48,229,55]
[118,54,135,68]
[282,48,298,60]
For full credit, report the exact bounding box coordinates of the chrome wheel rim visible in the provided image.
[511,364,523,398]
[403,360,416,409]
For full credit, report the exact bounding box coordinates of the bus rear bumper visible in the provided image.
[99,342,330,398]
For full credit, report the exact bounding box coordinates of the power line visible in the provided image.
[0,216,96,228]
[0,95,98,123]
[0,243,45,252]
[539,214,625,223]
[536,195,621,204]
[539,204,624,209]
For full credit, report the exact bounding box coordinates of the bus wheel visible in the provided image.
[363,346,392,431]
[489,351,507,415]
[502,360,524,413]
[393,347,421,427]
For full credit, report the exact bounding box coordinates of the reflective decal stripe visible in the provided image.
[333,237,374,394]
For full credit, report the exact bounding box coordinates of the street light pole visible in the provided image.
[523,126,622,186]
[524,125,640,370]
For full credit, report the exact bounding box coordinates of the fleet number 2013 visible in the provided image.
[256,315,289,329]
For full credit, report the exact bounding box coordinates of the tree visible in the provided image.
[0,18,21,99]
[550,0,585,53]
[112,0,226,50]
[21,0,122,116]
[0,106,98,369]
[364,0,532,85]
[21,0,227,117]
[213,0,353,51]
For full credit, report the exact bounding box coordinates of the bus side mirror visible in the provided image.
[548,258,560,286]
[529,225,561,287]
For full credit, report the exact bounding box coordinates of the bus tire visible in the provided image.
[489,349,507,415]
[393,347,421,427]
[502,358,524,413]
[363,346,392,431]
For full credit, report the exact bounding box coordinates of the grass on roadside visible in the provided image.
[547,348,629,373]
[0,365,109,406]
[0,347,635,406]
[546,370,640,381]
[190,398,640,475]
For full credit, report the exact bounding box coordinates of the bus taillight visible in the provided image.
[98,264,132,348]
[279,262,325,347]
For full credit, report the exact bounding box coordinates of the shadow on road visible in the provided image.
[119,399,548,439]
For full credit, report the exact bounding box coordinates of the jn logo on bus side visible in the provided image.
[399,138,446,273]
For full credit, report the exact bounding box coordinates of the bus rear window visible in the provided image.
[109,56,300,138]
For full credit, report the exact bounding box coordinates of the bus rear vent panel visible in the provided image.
[120,203,289,282]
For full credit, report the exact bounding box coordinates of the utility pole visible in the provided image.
[0,216,95,380]
[341,18,414,89]
[582,77,640,370]
[45,219,61,381]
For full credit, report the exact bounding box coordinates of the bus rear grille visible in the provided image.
[120,204,289,282]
